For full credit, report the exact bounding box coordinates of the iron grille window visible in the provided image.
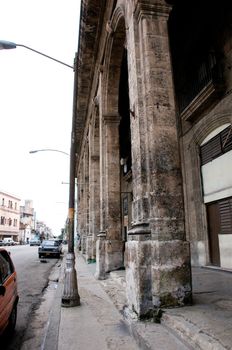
[177,54,215,112]
[200,125,232,165]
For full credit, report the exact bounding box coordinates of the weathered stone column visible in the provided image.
[83,146,90,258]
[125,0,192,318]
[95,77,107,280]
[95,232,106,280]
[78,147,89,256]
[88,116,100,262]
[102,113,124,272]
[77,158,85,253]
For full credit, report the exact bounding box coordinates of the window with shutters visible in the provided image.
[219,197,232,234]
[200,125,232,165]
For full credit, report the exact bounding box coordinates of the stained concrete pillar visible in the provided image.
[88,116,100,262]
[125,0,192,318]
[95,76,107,280]
[83,146,90,258]
[95,232,106,280]
[77,158,85,253]
[78,147,89,256]
[101,113,124,273]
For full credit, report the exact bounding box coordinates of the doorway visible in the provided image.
[118,48,133,258]
[207,197,232,268]
[207,202,221,266]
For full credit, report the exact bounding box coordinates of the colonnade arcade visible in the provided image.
[76,0,192,318]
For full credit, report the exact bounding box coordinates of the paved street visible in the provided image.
[2,244,60,350]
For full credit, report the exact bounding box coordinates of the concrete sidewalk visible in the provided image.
[56,253,188,350]
[162,267,232,349]
[44,252,232,350]
[100,266,232,350]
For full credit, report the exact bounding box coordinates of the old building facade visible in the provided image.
[74,0,232,318]
[0,190,20,242]
[19,200,36,244]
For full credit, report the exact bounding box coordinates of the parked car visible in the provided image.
[0,241,4,246]
[29,238,41,246]
[3,238,15,246]
[0,248,19,336]
[56,239,63,245]
[54,239,63,253]
[38,240,62,258]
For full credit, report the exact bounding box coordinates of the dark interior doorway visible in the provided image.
[207,202,221,266]
[118,48,132,256]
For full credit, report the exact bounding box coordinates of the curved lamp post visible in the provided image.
[29,149,69,156]
[0,40,80,307]
[0,40,73,69]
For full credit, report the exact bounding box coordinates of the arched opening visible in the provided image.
[118,48,133,258]
[100,12,130,271]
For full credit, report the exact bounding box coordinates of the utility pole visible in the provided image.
[61,53,80,307]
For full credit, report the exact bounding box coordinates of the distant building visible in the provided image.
[36,221,53,240]
[19,200,36,244]
[0,190,20,242]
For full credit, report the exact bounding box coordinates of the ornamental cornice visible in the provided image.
[133,0,172,22]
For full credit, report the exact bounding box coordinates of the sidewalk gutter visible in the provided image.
[43,258,64,350]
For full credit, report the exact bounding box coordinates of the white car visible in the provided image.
[29,238,41,246]
[3,238,15,246]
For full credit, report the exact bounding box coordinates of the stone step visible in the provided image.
[106,268,230,349]
[104,270,192,350]
[162,312,226,350]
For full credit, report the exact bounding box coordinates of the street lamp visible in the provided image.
[29,149,69,156]
[0,40,73,69]
[0,40,80,307]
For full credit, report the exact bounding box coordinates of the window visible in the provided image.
[8,218,12,226]
[0,216,5,225]
[43,240,59,246]
[177,53,221,113]
[15,203,17,210]
[219,197,232,234]
[168,2,227,118]
[2,198,4,206]
[123,197,128,216]
[200,125,232,165]
[0,251,14,284]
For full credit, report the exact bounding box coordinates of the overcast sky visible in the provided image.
[0,0,80,235]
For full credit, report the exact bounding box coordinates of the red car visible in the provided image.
[0,248,19,335]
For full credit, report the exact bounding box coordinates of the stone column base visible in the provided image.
[86,235,93,262]
[151,240,192,308]
[95,233,106,280]
[125,240,153,318]
[125,239,192,319]
[81,234,87,254]
[105,240,124,272]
